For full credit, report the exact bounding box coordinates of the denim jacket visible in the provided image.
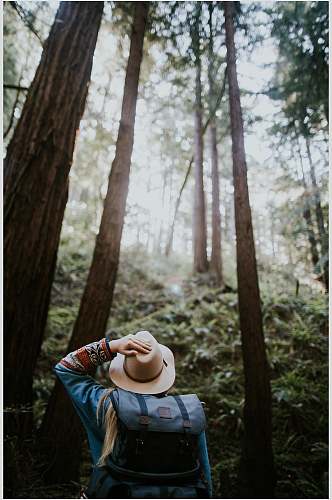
[55,338,213,497]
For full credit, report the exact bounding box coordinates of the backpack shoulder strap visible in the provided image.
[134,392,150,426]
[109,388,119,415]
[172,395,192,429]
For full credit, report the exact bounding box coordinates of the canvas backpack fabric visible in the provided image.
[86,388,209,498]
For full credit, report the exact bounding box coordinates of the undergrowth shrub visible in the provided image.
[26,252,328,499]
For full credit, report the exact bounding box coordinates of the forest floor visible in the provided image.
[14,249,328,499]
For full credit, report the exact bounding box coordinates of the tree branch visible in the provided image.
[4,84,29,92]
[4,76,24,139]
[9,1,43,45]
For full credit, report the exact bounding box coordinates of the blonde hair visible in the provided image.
[96,388,118,466]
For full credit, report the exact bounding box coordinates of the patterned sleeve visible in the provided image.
[58,338,116,373]
[54,339,117,463]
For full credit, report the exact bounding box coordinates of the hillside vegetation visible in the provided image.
[17,251,326,499]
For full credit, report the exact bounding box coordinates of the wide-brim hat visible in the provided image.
[109,331,175,395]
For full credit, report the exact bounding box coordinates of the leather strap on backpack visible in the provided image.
[172,395,192,429]
[134,393,150,425]
[172,395,194,457]
[134,393,150,455]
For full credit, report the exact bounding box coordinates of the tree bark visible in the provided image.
[208,4,223,287]
[209,111,223,284]
[192,5,208,273]
[305,137,328,290]
[224,2,275,497]
[39,2,149,484]
[4,1,103,440]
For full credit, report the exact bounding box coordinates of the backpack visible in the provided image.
[85,388,209,498]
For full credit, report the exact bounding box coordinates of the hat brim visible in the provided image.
[109,344,175,395]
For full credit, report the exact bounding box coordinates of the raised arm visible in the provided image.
[54,334,152,415]
[56,334,152,372]
[54,335,152,463]
[54,337,117,438]
[56,337,115,373]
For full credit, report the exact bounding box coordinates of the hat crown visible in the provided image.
[109,330,176,395]
[124,331,163,383]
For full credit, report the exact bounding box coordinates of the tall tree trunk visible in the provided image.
[208,3,223,286]
[165,72,227,258]
[192,5,208,273]
[305,137,328,290]
[4,1,103,441]
[296,145,320,275]
[155,163,168,253]
[39,2,149,484]
[224,2,275,497]
[268,205,276,258]
[255,212,262,260]
[209,110,223,283]
[302,201,320,272]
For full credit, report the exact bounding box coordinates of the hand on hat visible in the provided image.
[109,335,152,357]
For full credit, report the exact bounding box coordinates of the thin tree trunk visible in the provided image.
[192,5,208,273]
[156,163,168,253]
[296,145,320,274]
[165,71,227,257]
[40,2,149,483]
[208,3,223,286]
[210,119,223,282]
[165,158,193,257]
[4,1,103,441]
[224,2,275,497]
[305,137,328,290]
[164,158,174,253]
[193,66,208,273]
[269,206,276,258]
[255,212,262,260]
